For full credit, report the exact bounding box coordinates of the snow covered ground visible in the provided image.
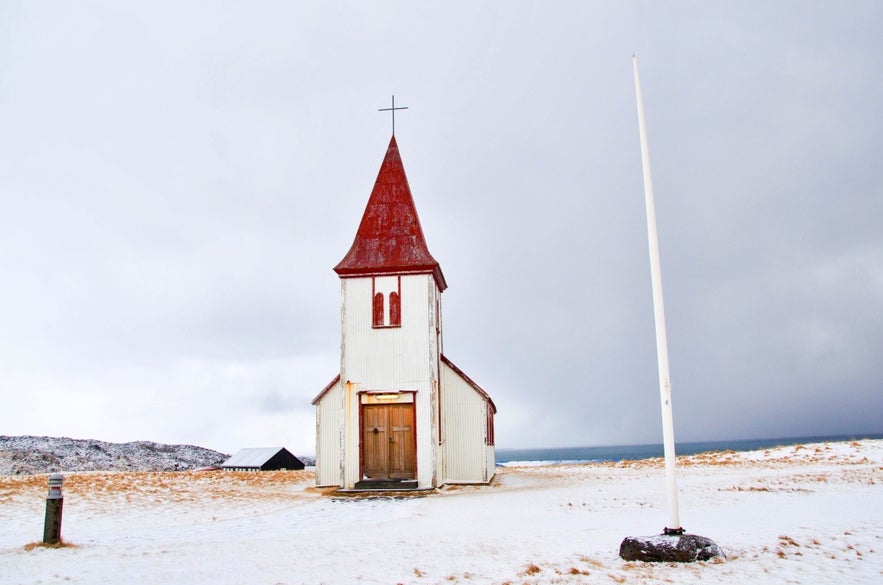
[1,440,880,584]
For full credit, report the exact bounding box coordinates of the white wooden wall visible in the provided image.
[339,273,441,488]
[441,360,493,484]
[314,378,343,486]
[317,270,495,488]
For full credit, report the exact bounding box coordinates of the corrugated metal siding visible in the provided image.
[342,276,436,388]
[340,274,440,488]
[486,444,496,481]
[441,361,489,483]
[428,283,442,486]
[315,379,344,486]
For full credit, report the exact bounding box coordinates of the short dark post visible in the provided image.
[42,474,64,545]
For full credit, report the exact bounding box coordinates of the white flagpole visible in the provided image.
[632,54,681,532]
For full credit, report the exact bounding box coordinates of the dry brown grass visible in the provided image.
[1,469,316,508]
[775,534,800,558]
[23,540,77,551]
[499,440,875,487]
[521,563,542,576]
[567,567,589,575]
[0,473,48,499]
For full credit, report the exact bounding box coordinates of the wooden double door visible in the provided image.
[361,404,416,480]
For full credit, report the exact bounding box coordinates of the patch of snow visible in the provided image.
[0,439,880,584]
[0,435,316,475]
[0,436,230,474]
[499,459,587,467]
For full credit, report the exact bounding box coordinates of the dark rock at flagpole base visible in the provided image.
[619,533,723,563]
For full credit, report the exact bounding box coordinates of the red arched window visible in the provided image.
[373,292,384,327]
[389,291,401,326]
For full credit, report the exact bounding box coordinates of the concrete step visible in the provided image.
[353,479,418,491]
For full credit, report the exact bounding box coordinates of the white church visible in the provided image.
[312,135,496,490]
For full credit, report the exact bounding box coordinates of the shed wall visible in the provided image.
[441,361,491,484]
[263,449,305,471]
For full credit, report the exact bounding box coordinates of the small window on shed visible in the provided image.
[373,292,384,327]
[389,291,401,326]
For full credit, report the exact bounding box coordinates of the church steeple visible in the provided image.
[334,136,447,291]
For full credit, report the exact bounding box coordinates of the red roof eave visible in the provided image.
[311,374,341,405]
[440,354,496,413]
[334,264,448,292]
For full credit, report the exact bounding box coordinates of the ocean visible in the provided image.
[494,433,883,466]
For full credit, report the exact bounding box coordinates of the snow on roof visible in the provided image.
[221,447,287,468]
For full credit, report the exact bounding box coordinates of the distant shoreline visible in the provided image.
[495,433,883,465]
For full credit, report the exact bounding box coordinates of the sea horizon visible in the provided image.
[495,432,883,465]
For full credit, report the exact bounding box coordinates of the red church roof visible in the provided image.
[334,136,447,291]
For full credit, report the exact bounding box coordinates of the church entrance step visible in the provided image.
[353,479,418,491]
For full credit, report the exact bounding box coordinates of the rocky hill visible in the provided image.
[0,435,230,475]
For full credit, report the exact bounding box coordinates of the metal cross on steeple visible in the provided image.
[378,95,408,135]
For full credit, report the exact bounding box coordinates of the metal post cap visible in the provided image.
[47,473,64,499]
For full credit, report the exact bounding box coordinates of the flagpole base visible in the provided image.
[619,532,723,563]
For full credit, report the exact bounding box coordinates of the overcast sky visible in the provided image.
[2,2,881,455]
